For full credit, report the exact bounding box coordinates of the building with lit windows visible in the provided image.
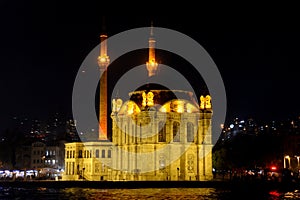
[31,142,46,169]
[63,25,213,181]
[44,141,65,170]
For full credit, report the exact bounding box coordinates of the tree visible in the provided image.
[213,148,231,170]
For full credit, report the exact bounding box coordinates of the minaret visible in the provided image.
[97,27,110,140]
[146,22,158,77]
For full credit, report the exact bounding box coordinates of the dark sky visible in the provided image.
[1,2,300,131]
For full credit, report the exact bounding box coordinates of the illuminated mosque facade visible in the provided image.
[63,25,213,181]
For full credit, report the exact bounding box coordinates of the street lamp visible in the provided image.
[177,167,180,181]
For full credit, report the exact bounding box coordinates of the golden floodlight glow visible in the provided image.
[200,95,212,109]
[186,103,195,113]
[158,100,198,113]
[147,92,154,106]
[127,101,134,115]
[117,101,141,115]
[142,92,147,107]
[176,101,184,113]
[160,106,167,112]
[205,95,212,109]
[142,92,155,107]
[116,99,123,112]
[112,99,116,112]
[100,57,107,63]
[126,101,141,115]
[200,95,205,109]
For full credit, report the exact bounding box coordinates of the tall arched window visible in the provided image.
[96,149,99,158]
[173,122,180,142]
[101,150,105,158]
[158,121,166,142]
[187,122,194,142]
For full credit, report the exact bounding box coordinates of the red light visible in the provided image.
[271,166,277,171]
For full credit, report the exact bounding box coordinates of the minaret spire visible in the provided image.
[101,16,106,34]
[150,21,154,36]
[98,18,110,141]
[146,22,158,77]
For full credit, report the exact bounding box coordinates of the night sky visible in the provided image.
[1,3,300,132]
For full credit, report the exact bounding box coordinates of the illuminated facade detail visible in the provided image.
[147,92,154,106]
[146,24,158,77]
[112,99,117,112]
[200,95,212,110]
[187,122,194,142]
[142,92,147,107]
[159,99,199,113]
[200,95,205,110]
[98,34,110,140]
[112,99,123,113]
[63,142,112,181]
[117,101,141,116]
[158,121,167,142]
[205,95,212,109]
[173,121,180,142]
[63,25,213,181]
[142,91,155,107]
[127,102,134,115]
[108,89,213,181]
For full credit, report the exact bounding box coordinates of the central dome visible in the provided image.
[116,83,200,114]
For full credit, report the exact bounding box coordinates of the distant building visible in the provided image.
[14,141,65,172]
[15,145,31,169]
[66,120,80,142]
[31,142,46,169]
[283,134,300,170]
[44,140,65,170]
[215,116,300,171]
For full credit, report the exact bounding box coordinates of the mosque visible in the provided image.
[63,25,213,181]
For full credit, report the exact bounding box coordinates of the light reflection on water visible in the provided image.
[0,187,285,199]
[62,188,225,199]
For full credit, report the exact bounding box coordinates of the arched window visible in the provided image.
[102,150,105,158]
[187,122,194,142]
[108,150,111,158]
[158,121,166,142]
[78,150,82,158]
[96,149,99,158]
[173,122,180,142]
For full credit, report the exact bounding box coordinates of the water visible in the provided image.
[0,187,288,199]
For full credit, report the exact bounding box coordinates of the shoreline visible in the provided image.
[0,180,297,190]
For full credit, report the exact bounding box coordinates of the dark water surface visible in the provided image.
[0,187,287,199]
